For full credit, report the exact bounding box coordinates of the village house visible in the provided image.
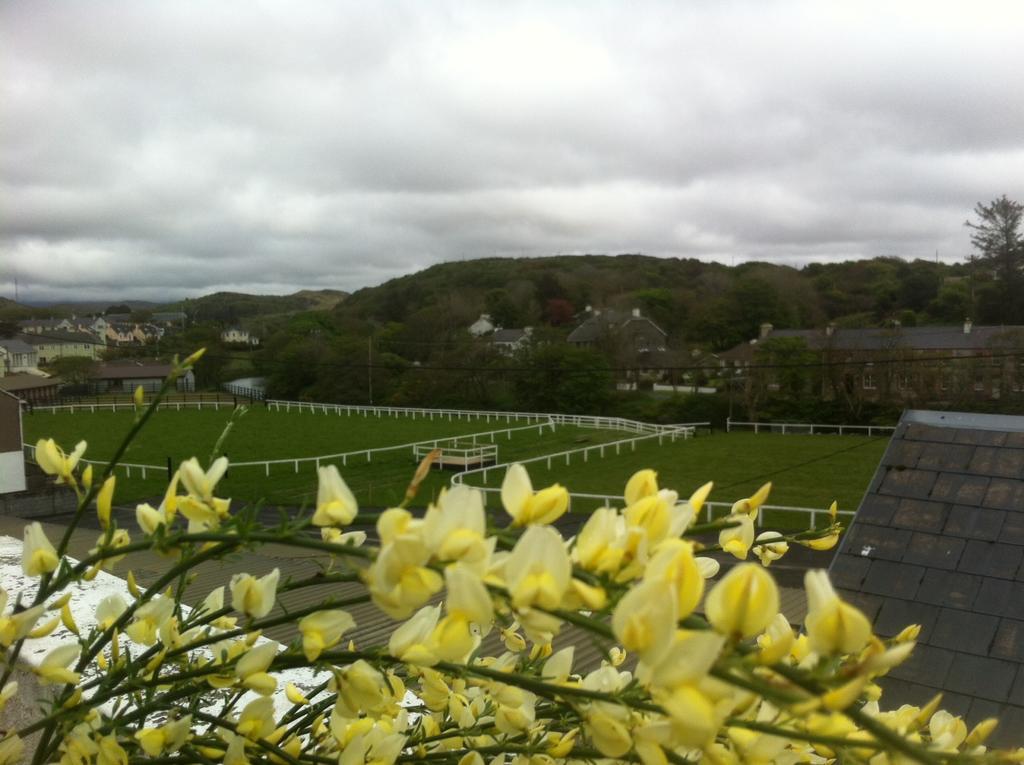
[0,374,62,405]
[490,327,533,355]
[21,329,105,363]
[468,314,496,337]
[91,360,195,393]
[720,320,1024,404]
[0,338,39,375]
[221,327,259,345]
[17,318,74,335]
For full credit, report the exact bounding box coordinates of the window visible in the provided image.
[974,376,984,392]
[863,365,876,390]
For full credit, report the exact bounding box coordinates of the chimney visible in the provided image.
[963,318,973,334]
[632,307,641,318]
[759,322,773,339]
[825,322,836,337]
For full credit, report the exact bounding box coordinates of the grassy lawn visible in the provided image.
[22,407,626,507]
[23,408,889,523]
[468,431,890,525]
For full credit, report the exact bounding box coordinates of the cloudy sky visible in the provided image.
[3,1,1023,303]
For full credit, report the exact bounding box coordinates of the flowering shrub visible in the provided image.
[0,351,1017,764]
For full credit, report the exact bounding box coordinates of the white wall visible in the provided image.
[0,451,26,494]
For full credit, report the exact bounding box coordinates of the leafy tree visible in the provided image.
[966,195,1024,321]
[514,344,612,414]
[105,303,131,315]
[46,356,97,384]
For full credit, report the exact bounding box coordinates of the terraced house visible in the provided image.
[721,320,1024,406]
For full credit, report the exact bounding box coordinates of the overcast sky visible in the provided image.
[3,1,1023,303]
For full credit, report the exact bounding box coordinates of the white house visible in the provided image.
[468,314,496,337]
[0,390,26,494]
[221,327,259,345]
[0,339,39,375]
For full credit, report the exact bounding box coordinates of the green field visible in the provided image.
[23,408,890,522]
[22,407,627,507]
[467,431,890,522]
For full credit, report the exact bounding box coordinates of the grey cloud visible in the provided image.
[2,0,1024,303]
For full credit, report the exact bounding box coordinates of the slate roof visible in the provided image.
[831,410,1024,745]
[19,330,102,345]
[567,310,668,344]
[0,373,61,392]
[491,328,529,344]
[722,324,1024,362]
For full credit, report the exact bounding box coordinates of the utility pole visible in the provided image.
[367,336,373,405]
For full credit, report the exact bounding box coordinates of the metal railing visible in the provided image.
[726,418,896,436]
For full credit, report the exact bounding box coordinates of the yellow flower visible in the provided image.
[638,629,725,690]
[22,522,59,576]
[388,604,442,666]
[0,736,23,765]
[368,536,443,619]
[36,643,81,685]
[34,438,87,484]
[96,735,127,765]
[286,682,310,706]
[236,697,277,740]
[90,528,131,571]
[501,463,569,526]
[800,529,840,551]
[230,568,280,619]
[504,525,571,610]
[179,456,229,502]
[756,613,794,665]
[718,514,755,560]
[624,493,673,546]
[199,586,237,630]
[731,482,772,518]
[660,683,719,748]
[313,465,358,526]
[0,589,44,646]
[625,469,659,506]
[929,710,967,750]
[585,710,632,757]
[644,539,704,618]
[135,715,191,756]
[542,646,575,684]
[705,563,779,639]
[0,683,17,713]
[235,641,279,694]
[424,486,491,567]
[135,502,169,535]
[804,570,871,655]
[96,475,116,529]
[126,596,175,645]
[572,506,626,574]
[612,578,677,665]
[752,532,789,566]
[299,609,356,661]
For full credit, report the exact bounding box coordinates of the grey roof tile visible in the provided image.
[878,467,938,499]
[944,505,1006,541]
[983,478,1024,511]
[930,608,999,655]
[917,569,981,611]
[969,447,1024,479]
[862,560,924,599]
[887,643,953,686]
[875,599,939,640]
[847,523,911,561]
[917,443,976,472]
[929,473,990,505]
[959,540,1023,578]
[831,410,1024,741]
[992,620,1024,662]
[945,653,1017,702]
[892,499,948,532]
[903,532,965,570]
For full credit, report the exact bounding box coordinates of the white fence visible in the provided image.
[29,400,237,414]
[726,418,896,437]
[452,424,702,489]
[265,399,687,436]
[24,420,559,480]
